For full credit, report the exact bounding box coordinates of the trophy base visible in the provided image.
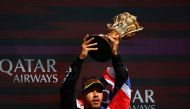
[88,35,112,62]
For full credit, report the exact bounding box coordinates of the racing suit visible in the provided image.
[60,54,128,109]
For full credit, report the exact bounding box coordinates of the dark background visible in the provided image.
[0,0,190,109]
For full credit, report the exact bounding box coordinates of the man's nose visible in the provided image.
[93,90,98,96]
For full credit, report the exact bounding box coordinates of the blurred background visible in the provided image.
[0,0,190,109]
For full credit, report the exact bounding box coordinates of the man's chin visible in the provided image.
[91,104,101,109]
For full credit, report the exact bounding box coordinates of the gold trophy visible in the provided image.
[88,12,143,62]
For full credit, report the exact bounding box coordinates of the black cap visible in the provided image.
[81,78,104,93]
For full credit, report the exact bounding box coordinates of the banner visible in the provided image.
[0,0,190,109]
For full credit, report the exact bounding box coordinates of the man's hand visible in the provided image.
[79,35,98,60]
[107,32,120,55]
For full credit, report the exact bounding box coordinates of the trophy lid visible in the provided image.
[107,12,143,39]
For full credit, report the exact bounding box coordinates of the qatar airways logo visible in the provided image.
[130,89,156,109]
[0,59,58,83]
[103,88,156,109]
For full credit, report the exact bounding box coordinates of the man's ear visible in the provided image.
[76,94,85,109]
[79,93,85,102]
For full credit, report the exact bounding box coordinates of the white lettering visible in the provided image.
[47,59,57,72]
[40,75,47,83]
[130,105,156,109]
[34,59,45,72]
[24,59,34,72]
[31,74,40,83]
[13,74,58,83]
[0,59,13,76]
[52,74,58,83]
[145,90,155,103]
[13,74,20,83]
[133,89,144,103]
[14,59,26,73]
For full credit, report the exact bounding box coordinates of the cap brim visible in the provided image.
[82,82,104,93]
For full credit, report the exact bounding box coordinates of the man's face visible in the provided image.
[83,87,103,109]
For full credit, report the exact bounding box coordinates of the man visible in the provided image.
[60,33,129,109]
